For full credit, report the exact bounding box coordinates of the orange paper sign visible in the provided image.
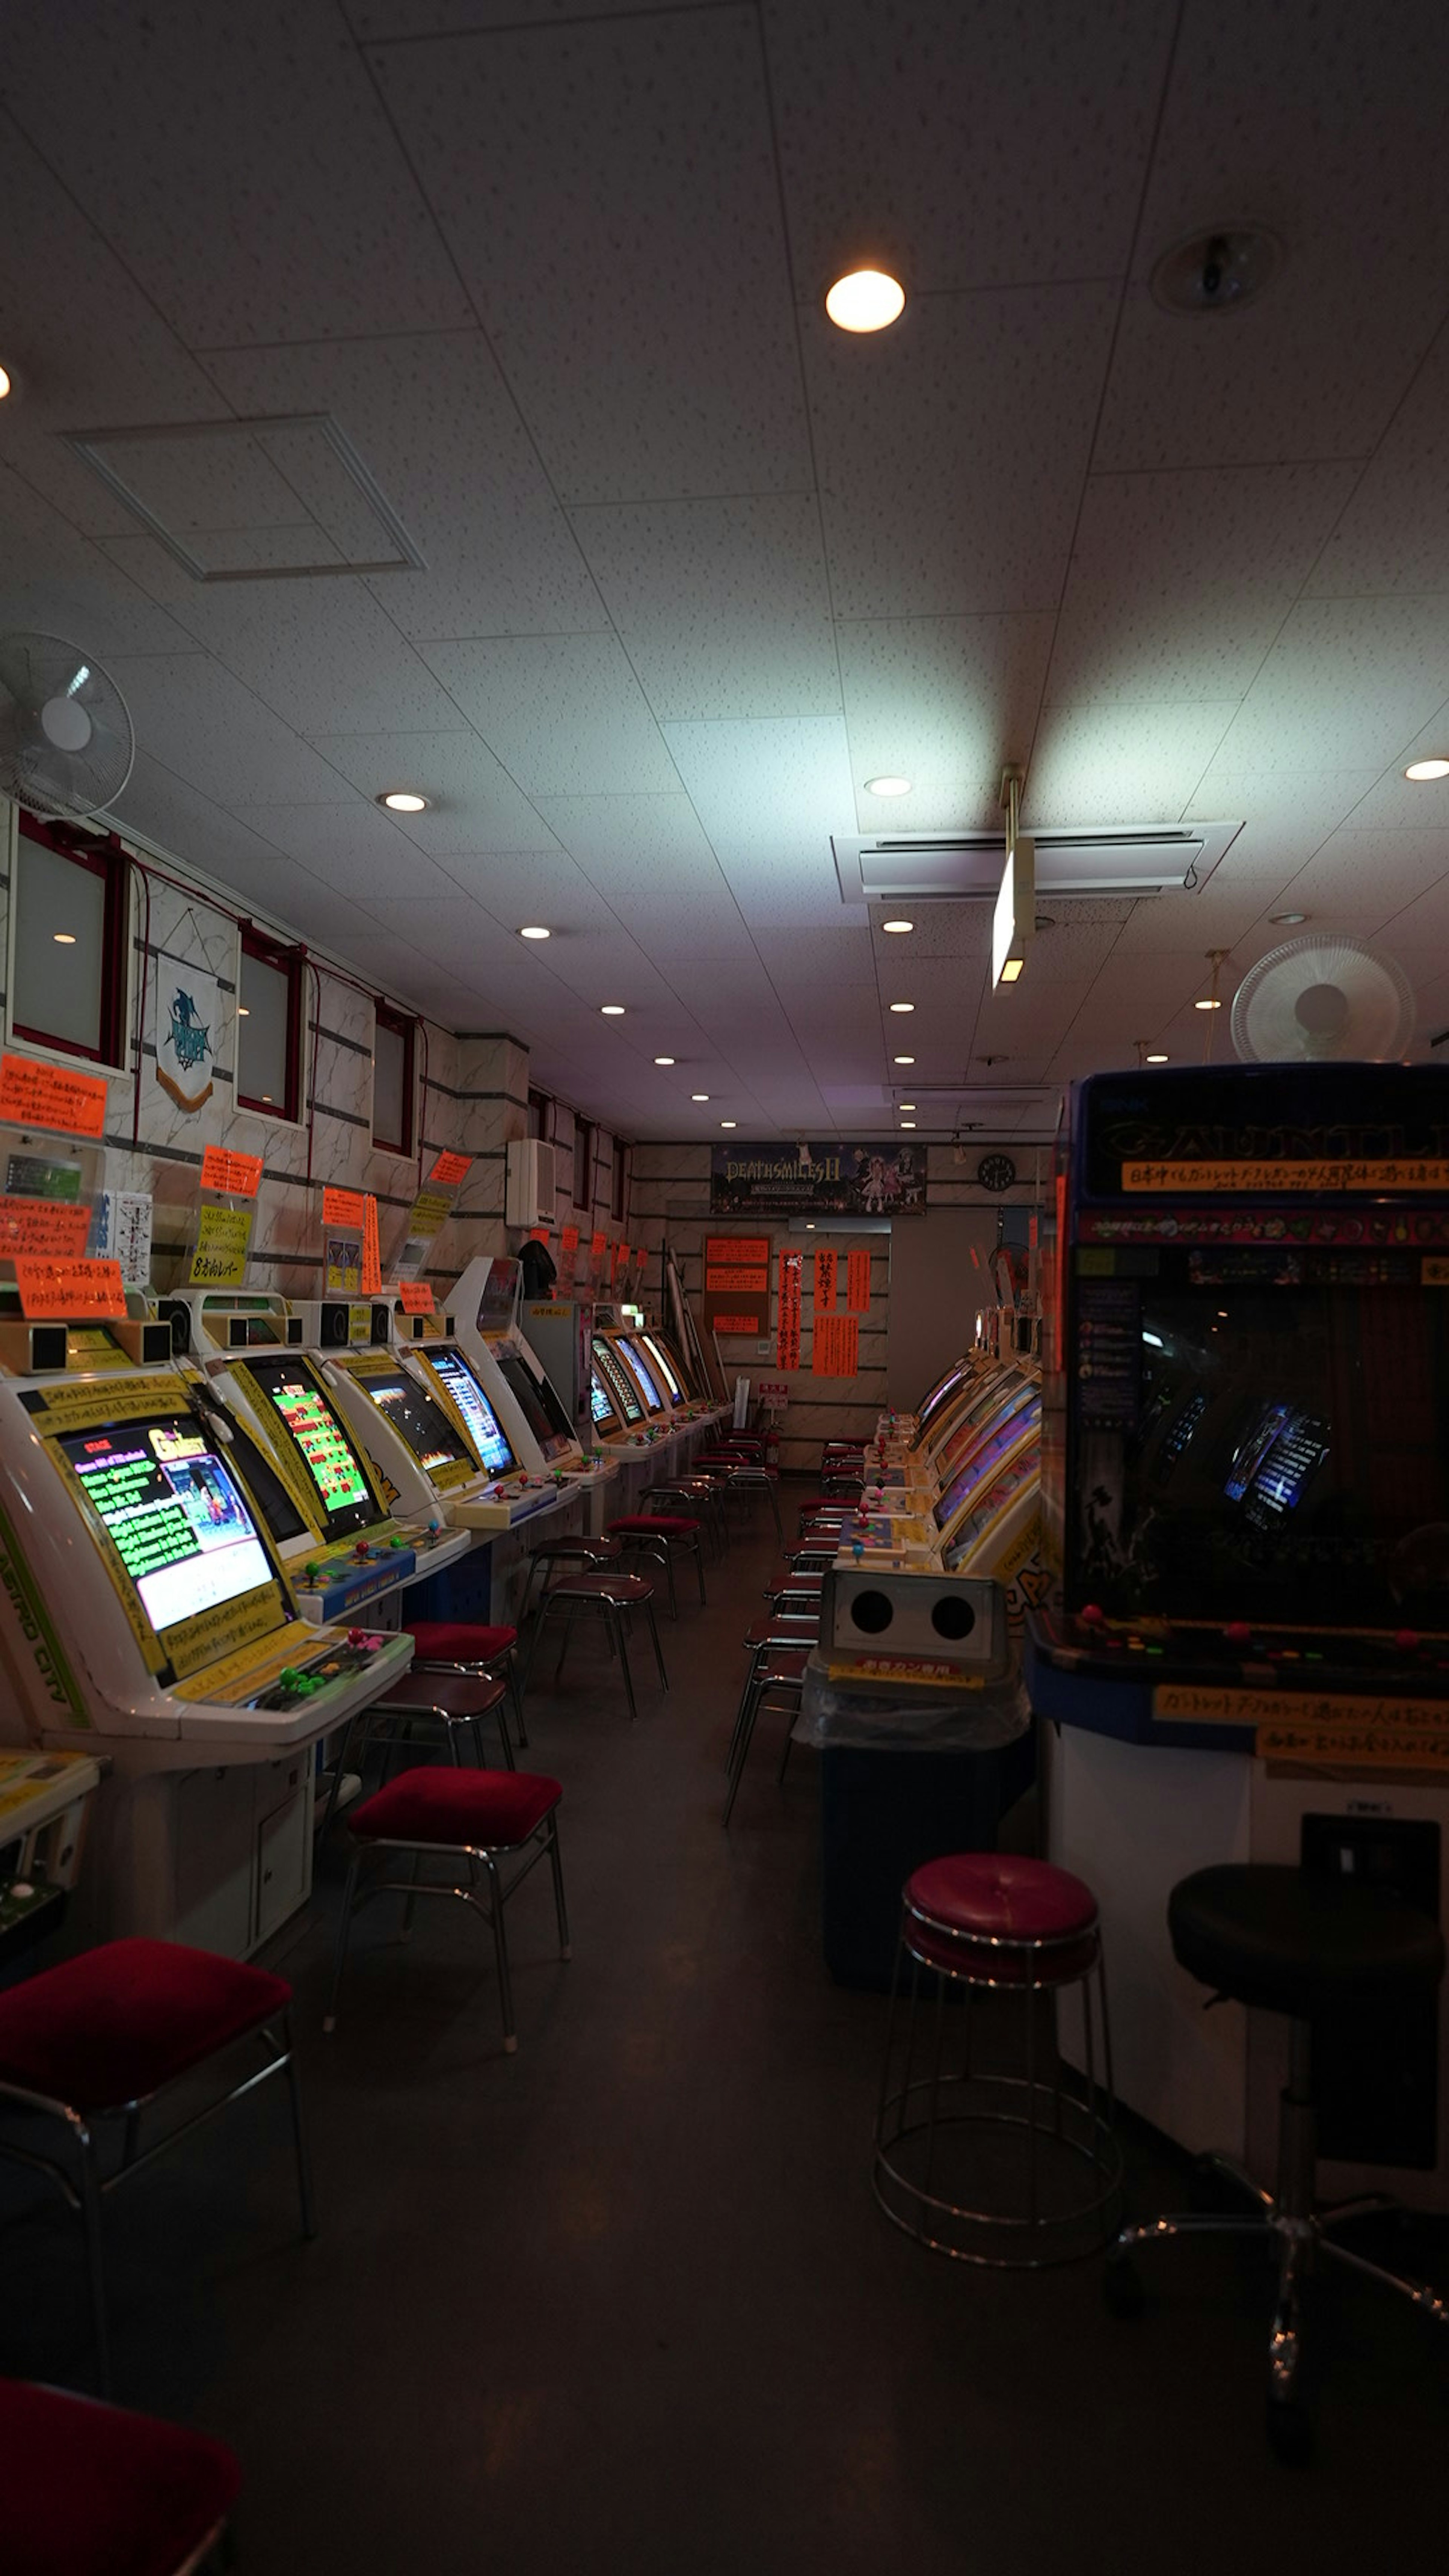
[846,1248,872,1313]
[14,1255,125,1320]
[560,1224,580,1260]
[0,1198,91,1260]
[0,1052,107,1140]
[397,1281,434,1314]
[528,1226,550,1244]
[429,1151,471,1187]
[590,1230,606,1258]
[777,1249,803,1371]
[812,1313,860,1378]
[361,1195,382,1296]
[200,1145,262,1198]
[323,1186,366,1228]
[814,1247,838,1312]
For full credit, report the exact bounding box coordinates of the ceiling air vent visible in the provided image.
[833,821,1242,905]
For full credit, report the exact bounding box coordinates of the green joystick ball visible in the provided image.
[389,1535,408,1550]
[303,1564,320,1589]
[279,1668,303,1690]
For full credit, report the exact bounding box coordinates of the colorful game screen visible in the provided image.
[426,1347,516,1476]
[935,1395,1041,1532]
[244,1356,375,1537]
[590,1370,617,1427]
[361,1371,473,1481]
[934,1375,1037,1486]
[639,1332,685,1404]
[595,1341,642,1424]
[916,1361,970,1433]
[60,1417,275,1639]
[617,1336,663,1412]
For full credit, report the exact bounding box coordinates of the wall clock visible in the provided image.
[977,1153,1016,1192]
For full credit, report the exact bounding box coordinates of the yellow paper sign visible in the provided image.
[188,1204,254,1288]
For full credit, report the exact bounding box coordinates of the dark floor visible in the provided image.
[3,1504,1447,2570]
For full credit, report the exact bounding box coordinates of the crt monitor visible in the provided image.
[59,1415,278,1650]
[1069,1263,1449,1630]
[242,1355,377,1538]
[590,1369,618,1428]
[475,1259,521,1332]
[638,1331,684,1405]
[358,1369,475,1481]
[495,1349,573,1456]
[595,1341,642,1424]
[917,1361,970,1433]
[426,1346,517,1476]
[617,1336,664,1413]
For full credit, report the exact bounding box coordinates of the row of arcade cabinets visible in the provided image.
[1031,1062,1449,2212]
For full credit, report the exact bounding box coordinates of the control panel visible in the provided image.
[252,1629,393,1712]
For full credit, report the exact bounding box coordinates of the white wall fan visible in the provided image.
[1231,933,1415,1064]
[0,631,135,821]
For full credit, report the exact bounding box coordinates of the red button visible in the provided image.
[1223,1622,1252,1648]
[1080,1604,1104,1628]
[1395,1629,1421,1652]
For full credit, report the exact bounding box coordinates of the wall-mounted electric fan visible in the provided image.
[1231,933,1415,1064]
[0,631,135,821]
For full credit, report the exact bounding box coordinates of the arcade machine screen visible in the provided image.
[638,1332,685,1405]
[243,1357,376,1538]
[935,1375,1037,1483]
[496,1350,573,1455]
[60,1418,277,1640]
[1071,1270,1449,1629]
[427,1347,517,1476]
[942,1449,1039,1573]
[595,1341,643,1425]
[475,1260,520,1332]
[617,1337,664,1413]
[916,1362,970,1433]
[590,1370,618,1428]
[360,1371,474,1480]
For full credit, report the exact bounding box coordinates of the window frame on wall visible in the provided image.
[572,1117,594,1211]
[371,1001,416,1158]
[9,813,131,1072]
[611,1135,629,1225]
[235,924,305,1125]
[527,1087,554,1143]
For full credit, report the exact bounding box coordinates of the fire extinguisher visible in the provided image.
[763,1423,781,1470]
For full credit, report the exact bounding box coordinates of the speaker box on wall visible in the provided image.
[823,1566,1010,1677]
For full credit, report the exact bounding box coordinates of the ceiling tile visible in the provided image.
[662,716,856,851]
[1306,323,1449,598]
[225,796,463,902]
[838,612,1055,830]
[2,1,470,347]
[370,9,811,502]
[570,495,838,721]
[203,332,608,641]
[304,727,561,855]
[108,754,289,880]
[1024,700,1239,825]
[109,654,359,807]
[421,635,677,795]
[766,0,1173,295]
[1215,597,1449,771]
[0,469,200,660]
[805,284,1118,618]
[1095,2,1449,472]
[532,792,719,877]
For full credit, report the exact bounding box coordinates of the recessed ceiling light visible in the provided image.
[720,1120,737,1129]
[1269,911,1307,926]
[0,365,12,402]
[1000,958,1024,983]
[600,1004,625,1016]
[1194,997,1222,1011]
[893,1053,915,1065]
[378,790,428,813]
[888,1001,915,1014]
[865,776,913,799]
[1146,1052,1168,1064]
[52,932,76,944]
[654,1055,675,1066]
[806,1221,816,1230]
[900,1121,917,1129]
[237,1006,249,1017]
[1405,760,1449,782]
[691,1093,709,1102]
[519,924,551,940]
[1150,226,1283,317]
[881,918,914,934]
[826,269,906,333]
[898,1102,916,1110]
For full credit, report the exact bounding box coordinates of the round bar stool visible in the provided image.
[325,1766,569,2055]
[766,1563,824,1612]
[723,1648,810,1823]
[606,1513,706,1617]
[408,1618,528,1749]
[318,1672,514,1845]
[874,1854,1121,2270]
[521,1569,668,1723]
[0,2374,242,2575]
[1106,1863,1447,2458]
[518,1535,622,1624]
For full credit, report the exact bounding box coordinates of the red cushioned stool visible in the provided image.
[0,2374,241,2576]
[520,1570,668,1724]
[408,1617,528,1749]
[605,1513,706,1618]
[723,1650,810,1825]
[325,1765,569,2054]
[0,1939,314,2394]
[517,1535,622,1624]
[874,1854,1120,2269]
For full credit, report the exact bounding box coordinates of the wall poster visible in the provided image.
[813,1246,837,1312]
[153,955,220,1115]
[812,1313,859,1377]
[711,1141,924,1217]
[703,1233,771,1336]
[846,1248,872,1313]
[777,1249,803,1370]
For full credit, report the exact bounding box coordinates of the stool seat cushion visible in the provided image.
[0,1938,292,2113]
[409,1620,517,1665]
[369,1671,508,1718]
[754,1650,811,1688]
[607,1514,701,1536]
[907,1853,1098,1947]
[351,1765,561,1848]
[743,1614,820,1647]
[904,1912,1100,1989]
[0,2375,241,2576]
[544,1571,654,1603]
[1169,1864,1447,2017]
